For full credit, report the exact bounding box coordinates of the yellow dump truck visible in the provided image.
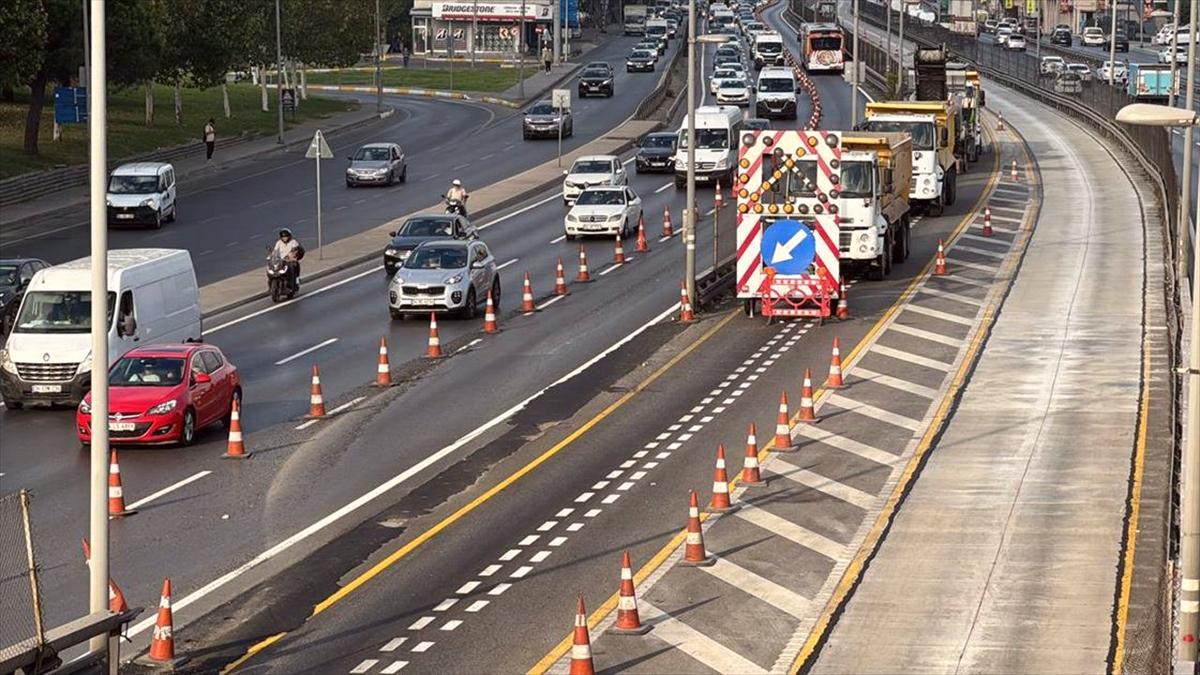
[839,132,913,279]
[862,100,958,215]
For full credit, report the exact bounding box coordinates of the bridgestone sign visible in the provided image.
[432,2,549,19]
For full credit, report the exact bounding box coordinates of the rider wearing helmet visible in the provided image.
[271,228,303,284]
[446,179,469,217]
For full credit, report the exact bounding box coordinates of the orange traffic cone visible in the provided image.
[827,337,845,388]
[1010,160,1019,181]
[982,206,993,237]
[555,258,569,295]
[741,424,765,486]
[576,246,592,282]
[774,392,798,450]
[484,289,499,333]
[82,538,129,613]
[375,337,392,387]
[836,280,849,320]
[426,313,443,358]
[662,207,674,238]
[996,111,1005,130]
[521,272,537,313]
[934,240,948,276]
[614,233,626,264]
[223,399,248,459]
[799,370,818,423]
[709,444,734,512]
[612,551,651,635]
[679,282,695,322]
[307,365,326,418]
[681,490,715,566]
[569,596,595,675]
[108,450,136,518]
[139,577,189,668]
[636,214,650,252]
[714,182,724,211]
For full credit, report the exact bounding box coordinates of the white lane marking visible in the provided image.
[767,458,876,509]
[125,471,212,511]
[499,549,521,561]
[510,565,533,578]
[655,182,673,194]
[251,199,275,209]
[795,425,898,467]
[408,616,435,630]
[931,273,992,289]
[275,338,339,365]
[479,193,560,230]
[452,163,471,170]
[440,620,462,631]
[496,258,519,271]
[735,503,844,560]
[530,550,552,563]
[411,641,434,652]
[294,396,366,430]
[550,234,567,244]
[480,153,495,160]
[535,295,566,310]
[479,564,502,576]
[599,262,623,276]
[851,367,940,399]
[870,344,955,373]
[702,558,811,618]
[128,302,679,639]
[380,661,408,674]
[903,303,975,326]
[465,600,489,612]
[454,338,483,355]
[380,638,407,652]
[456,581,480,594]
[433,599,457,611]
[887,322,964,347]
[350,659,379,673]
[636,602,768,674]
[198,250,215,256]
[917,286,984,306]
[825,393,923,431]
[954,244,1008,260]
[205,267,381,335]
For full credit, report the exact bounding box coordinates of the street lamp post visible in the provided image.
[1170,0,1182,107]
[897,0,906,97]
[275,0,284,144]
[376,0,383,113]
[1108,3,1117,87]
[851,0,860,126]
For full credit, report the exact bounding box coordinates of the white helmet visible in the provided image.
[452,179,462,187]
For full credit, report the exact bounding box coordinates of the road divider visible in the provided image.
[826,338,844,388]
[484,291,500,334]
[682,490,715,567]
[613,551,651,635]
[678,282,695,323]
[709,445,734,513]
[83,538,131,614]
[741,425,766,485]
[137,578,188,670]
[522,273,538,313]
[576,247,592,283]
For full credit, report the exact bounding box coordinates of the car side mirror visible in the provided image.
[471,261,485,270]
[388,231,396,237]
[193,371,211,385]
[563,169,569,175]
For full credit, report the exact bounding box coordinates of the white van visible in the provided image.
[106,162,177,229]
[753,32,786,69]
[756,66,797,119]
[674,105,743,187]
[0,249,201,408]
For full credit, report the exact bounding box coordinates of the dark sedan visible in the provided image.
[635,132,678,173]
[1050,28,1072,46]
[383,214,477,275]
[627,49,657,72]
[523,100,574,140]
[0,258,49,335]
[578,62,615,97]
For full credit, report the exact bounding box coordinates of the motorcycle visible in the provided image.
[442,194,468,217]
[266,249,300,302]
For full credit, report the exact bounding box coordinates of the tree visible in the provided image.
[107,0,165,126]
[0,0,48,102]
[22,0,81,155]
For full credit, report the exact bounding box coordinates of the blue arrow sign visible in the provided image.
[761,219,816,275]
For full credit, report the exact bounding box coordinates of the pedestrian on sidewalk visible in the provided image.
[541,45,553,73]
[203,118,216,162]
[402,44,411,68]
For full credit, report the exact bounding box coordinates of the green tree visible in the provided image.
[21,0,81,154]
[0,0,48,102]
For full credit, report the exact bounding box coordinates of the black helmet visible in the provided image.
[279,228,293,238]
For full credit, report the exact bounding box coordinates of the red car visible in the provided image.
[77,344,241,446]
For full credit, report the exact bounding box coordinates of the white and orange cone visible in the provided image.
[836,280,849,320]
[612,551,651,635]
[82,538,129,613]
[636,214,650,253]
[375,337,391,387]
[775,392,798,450]
[576,246,592,282]
[934,240,948,276]
[662,207,674,238]
[484,289,499,333]
[569,596,595,675]
[679,282,695,323]
[741,424,766,486]
[108,450,136,518]
[521,272,537,313]
[1010,160,1019,181]
[982,206,993,237]
[223,399,248,459]
[709,444,734,512]
[827,337,845,388]
[555,258,569,295]
[714,182,724,211]
[681,490,715,566]
[426,313,443,358]
[799,370,818,423]
[139,577,188,668]
[614,233,626,264]
[307,365,326,418]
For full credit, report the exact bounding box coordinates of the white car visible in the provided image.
[995,27,1012,47]
[562,155,627,206]
[1039,55,1065,76]
[715,77,752,106]
[1081,27,1105,47]
[1160,45,1188,64]
[1155,23,1176,45]
[1066,63,1092,82]
[1005,34,1026,51]
[564,186,644,239]
[710,67,743,94]
[1098,61,1128,84]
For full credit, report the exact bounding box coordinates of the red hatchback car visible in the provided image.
[77,344,241,446]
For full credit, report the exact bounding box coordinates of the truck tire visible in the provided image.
[930,196,945,217]
[892,219,910,263]
[870,234,892,281]
[946,170,958,206]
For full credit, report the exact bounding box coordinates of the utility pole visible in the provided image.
[519,0,527,100]
[275,0,284,144]
[86,0,110,659]
[898,1,906,97]
[375,0,383,113]
[1169,0,1181,107]
[886,1,893,86]
[1107,3,1117,87]
[553,0,562,65]
[1181,1,1200,662]
[472,0,479,66]
[851,0,860,126]
[685,0,697,307]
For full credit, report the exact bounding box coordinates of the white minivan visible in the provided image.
[106,162,177,229]
[756,66,797,119]
[674,105,743,187]
[0,249,201,408]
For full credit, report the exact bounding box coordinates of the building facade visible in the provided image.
[410,0,556,56]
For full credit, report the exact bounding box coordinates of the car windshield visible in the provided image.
[14,290,115,333]
[107,175,159,194]
[810,36,840,50]
[863,120,936,150]
[839,160,873,198]
[529,103,556,114]
[572,160,613,174]
[354,147,391,161]
[0,264,18,286]
[714,69,738,79]
[576,189,625,205]
[404,247,468,270]
[720,79,747,89]
[1069,64,1087,71]
[399,217,455,237]
[632,50,654,59]
[642,134,676,149]
[758,77,794,92]
[744,120,770,130]
[679,128,731,149]
[758,42,783,54]
[582,69,609,78]
[108,356,186,387]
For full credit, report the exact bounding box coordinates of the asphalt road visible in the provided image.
[0,33,679,286]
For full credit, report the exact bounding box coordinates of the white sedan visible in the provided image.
[1098,61,1128,84]
[564,187,644,239]
[715,77,752,106]
[1005,34,1026,51]
[562,155,627,206]
[710,67,744,94]
[995,27,1012,47]
[1160,45,1187,64]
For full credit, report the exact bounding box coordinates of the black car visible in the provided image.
[383,214,477,275]
[579,63,615,97]
[523,100,574,140]
[627,48,657,72]
[0,258,49,334]
[1050,28,1072,46]
[742,117,771,131]
[1113,33,1129,52]
[635,132,678,173]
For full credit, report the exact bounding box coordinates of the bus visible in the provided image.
[802,23,844,72]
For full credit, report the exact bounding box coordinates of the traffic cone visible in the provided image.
[662,207,674,238]
[996,111,1005,130]
[555,258,569,295]
[108,450,136,518]
[827,337,845,388]
[82,538,129,613]
[982,206,994,237]
[576,246,592,282]
[612,551,651,635]
[636,214,650,252]
[1010,160,1019,181]
[375,337,392,387]
[775,392,798,451]
[613,233,626,264]
[741,424,766,486]
[484,289,499,333]
[223,399,248,459]
[714,182,724,211]
[307,365,326,418]
[934,240,948,275]
[521,272,537,313]
[836,280,850,320]
[681,490,715,566]
[679,282,695,322]
[569,596,595,675]
[426,313,443,358]
[799,370,818,423]
[709,444,734,512]
[139,577,189,668]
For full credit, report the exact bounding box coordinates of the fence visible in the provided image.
[0,491,45,667]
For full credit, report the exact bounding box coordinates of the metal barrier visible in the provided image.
[0,491,44,667]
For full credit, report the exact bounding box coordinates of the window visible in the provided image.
[15,291,115,333]
[472,245,490,265]
[200,351,224,373]
[109,357,185,387]
[108,175,159,194]
[117,290,136,338]
[355,147,392,161]
[18,263,35,284]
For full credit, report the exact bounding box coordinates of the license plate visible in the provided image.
[117,214,134,219]
[31,384,62,394]
[409,296,437,305]
[108,422,136,432]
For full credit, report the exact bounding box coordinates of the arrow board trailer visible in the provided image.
[736,130,842,320]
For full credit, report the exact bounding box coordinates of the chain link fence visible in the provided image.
[0,491,45,664]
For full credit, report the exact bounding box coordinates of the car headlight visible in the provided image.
[607,213,624,222]
[923,176,933,187]
[79,398,91,415]
[77,352,93,376]
[714,157,728,169]
[567,213,579,222]
[386,248,399,257]
[443,273,464,285]
[0,349,15,374]
[147,399,177,416]
[105,199,112,207]
[140,198,157,208]
[602,79,613,85]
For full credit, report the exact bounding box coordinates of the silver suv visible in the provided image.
[388,240,500,319]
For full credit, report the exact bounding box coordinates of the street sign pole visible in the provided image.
[553,88,570,167]
[306,130,334,259]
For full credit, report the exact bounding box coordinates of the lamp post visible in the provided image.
[275,0,284,144]
[851,0,860,126]
[1117,101,1200,668]
[376,0,383,113]
[1170,0,1182,107]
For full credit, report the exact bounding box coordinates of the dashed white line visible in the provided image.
[408,617,435,630]
[550,234,567,244]
[655,182,673,194]
[125,471,212,511]
[496,258,519,271]
[479,193,560,230]
[535,295,566,310]
[275,338,339,365]
[294,396,366,430]
[380,638,407,652]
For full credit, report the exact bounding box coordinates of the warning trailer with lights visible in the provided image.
[735,130,842,320]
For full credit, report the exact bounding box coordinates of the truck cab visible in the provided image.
[863,101,958,215]
[838,133,913,279]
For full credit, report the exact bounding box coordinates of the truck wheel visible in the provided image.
[892,221,909,263]
[743,299,759,317]
[930,197,945,217]
[947,170,958,206]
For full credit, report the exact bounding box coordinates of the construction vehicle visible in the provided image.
[950,0,977,35]
[624,4,648,35]
[947,63,983,163]
[1128,63,1174,103]
[838,132,913,280]
[862,101,958,215]
[914,45,948,101]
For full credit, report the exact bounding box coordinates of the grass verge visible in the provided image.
[298,67,522,92]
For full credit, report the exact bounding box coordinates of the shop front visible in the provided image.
[412,1,553,56]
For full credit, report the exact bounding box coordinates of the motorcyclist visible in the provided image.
[270,228,302,287]
[446,179,469,217]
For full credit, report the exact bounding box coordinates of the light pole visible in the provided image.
[472,0,479,67]
[886,1,893,85]
[519,0,526,100]
[897,0,907,97]
[851,0,860,126]
[1170,0,1182,108]
[275,0,284,144]
[376,0,383,113]
[1107,3,1117,87]
[685,13,730,307]
[1180,0,1198,285]
[1116,101,1200,667]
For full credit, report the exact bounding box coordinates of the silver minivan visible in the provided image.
[106,162,177,228]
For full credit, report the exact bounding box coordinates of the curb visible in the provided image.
[302,84,523,109]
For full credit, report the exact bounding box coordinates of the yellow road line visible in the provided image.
[223,310,739,672]
[529,122,1008,675]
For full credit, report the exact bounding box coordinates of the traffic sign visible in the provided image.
[761,219,816,275]
[305,129,333,159]
[552,88,571,109]
[54,87,88,124]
